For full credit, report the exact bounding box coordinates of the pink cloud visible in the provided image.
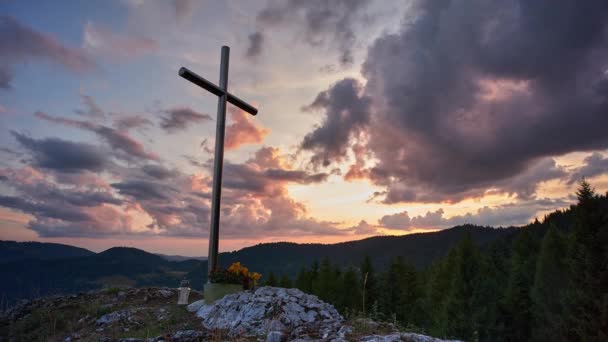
[225,108,270,150]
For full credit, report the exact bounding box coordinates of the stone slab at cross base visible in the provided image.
[177,287,190,305]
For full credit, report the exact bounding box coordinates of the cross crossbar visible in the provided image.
[179,67,258,116]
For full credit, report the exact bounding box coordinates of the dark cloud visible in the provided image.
[264,169,328,184]
[160,107,212,133]
[301,78,371,167]
[141,164,177,180]
[111,180,176,201]
[568,152,608,184]
[35,111,158,161]
[253,0,373,65]
[112,114,153,132]
[11,131,108,173]
[245,31,264,59]
[0,195,91,222]
[303,0,608,203]
[0,16,95,89]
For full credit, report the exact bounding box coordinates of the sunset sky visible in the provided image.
[1,0,607,256]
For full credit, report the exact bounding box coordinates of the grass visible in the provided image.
[1,287,204,341]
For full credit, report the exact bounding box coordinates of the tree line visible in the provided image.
[262,181,608,341]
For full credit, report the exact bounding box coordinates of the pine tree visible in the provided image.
[562,181,607,340]
[315,257,334,301]
[279,274,292,288]
[295,266,312,293]
[361,256,378,316]
[426,249,456,336]
[503,228,537,341]
[264,271,277,286]
[444,232,482,340]
[531,225,567,341]
[340,267,362,313]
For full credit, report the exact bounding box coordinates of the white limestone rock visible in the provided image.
[186,299,205,313]
[196,286,343,338]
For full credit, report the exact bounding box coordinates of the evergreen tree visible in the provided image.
[502,228,537,341]
[295,266,312,293]
[315,257,335,301]
[531,225,567,341]
[444,232,482,340]
[264,271,277,286]
[426,249,457,336]
[279,274,292,288]
[562,181,607,340]
[340,267,362,313]
[361,256,378,316]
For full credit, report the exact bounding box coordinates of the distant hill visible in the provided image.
[0,224,516,306]
[155,253,207,262]
[0,241,94,264]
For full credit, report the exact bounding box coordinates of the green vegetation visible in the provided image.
[281,181,608,341]
[1,290,204,341]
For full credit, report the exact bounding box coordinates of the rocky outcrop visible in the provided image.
[196,286,343,340]
[3,286,461,341]
[195,286,462,342]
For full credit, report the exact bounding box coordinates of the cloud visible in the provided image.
[172,0,200,21]
[302,0,608,203]
[379,198,572,231]
[301,78,371,167]
[568,152,608,184]
[11,131,109,173]
[0,16,95,89]
[245,31,264,59]
[253,0,373,66]
[0,166,135,237]
[225,108,269,150]
[160,107,212,133]
[0,67,11,89]
[200,138,214,154]
[74,94,104,119]
[111,179,176,201]
[83,22,157,59]
[112,114,153,132]
[35,111,158,161]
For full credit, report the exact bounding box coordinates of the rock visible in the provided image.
[96,310,127,325]
[267,319,286,332]
[337,325,353,338]
[400,333,462,342]
[266,330,285,342]
[186,299,205,313]
[358,332,462,342]
[196,286,343,338]
[169,330,205,341]
[157,289,174,298]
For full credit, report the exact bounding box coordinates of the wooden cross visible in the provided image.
[179,46,258,279]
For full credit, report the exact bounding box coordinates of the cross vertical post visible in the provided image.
[208,46,229,279]
[179,46,258,282]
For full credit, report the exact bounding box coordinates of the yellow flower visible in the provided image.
[228,262,241,273]
[250,272,262,281]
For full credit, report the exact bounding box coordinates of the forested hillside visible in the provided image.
[269,181,607,341]
[1,221,512,307]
